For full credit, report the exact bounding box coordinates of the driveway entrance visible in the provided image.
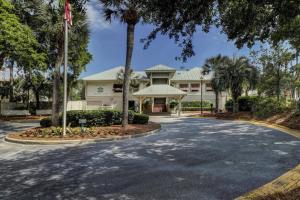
[1,118,300,199]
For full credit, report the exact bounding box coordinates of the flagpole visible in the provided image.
[63,18,68,137]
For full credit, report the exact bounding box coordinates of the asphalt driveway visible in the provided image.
[1,117,300,200]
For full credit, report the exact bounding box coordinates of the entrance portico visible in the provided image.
[133,84,186,116]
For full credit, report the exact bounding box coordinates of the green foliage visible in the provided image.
[169,101,178,108]
[40,110,145,127]
[182,101,212,108]
[225,99,233,112]
[251,44,294,100]
[133,113,149,124]
[253,97,288,118]
[40,117,52,128]
[237,96,258,112]
[0,0,45,69]
[181,107,213,112]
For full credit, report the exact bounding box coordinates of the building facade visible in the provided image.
[82,65,228,113]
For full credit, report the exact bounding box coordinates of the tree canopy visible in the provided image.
[0,0,45,70]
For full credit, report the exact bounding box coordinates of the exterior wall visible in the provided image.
[171,80,227,110]
[85,81,148,111]
[84,75,228,111]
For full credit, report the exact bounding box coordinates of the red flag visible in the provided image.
[64,0,72,25]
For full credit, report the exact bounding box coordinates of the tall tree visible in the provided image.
[202,54,229,112]
[251,44,293,101]
[0,0,45,102]
[19,0,91,126]
[100,0,140,127]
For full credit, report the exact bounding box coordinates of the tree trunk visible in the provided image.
[9,60,14,102]
[276,67,281,101]
[51,58,63,126]
[215,91,219,113]
[233,97,238,113]
[35,89,40,110]
[122,23,135,127]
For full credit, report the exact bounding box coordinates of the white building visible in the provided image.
[81,64,228,114]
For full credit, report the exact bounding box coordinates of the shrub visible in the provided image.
[63,110,145,127]
[133,113,149,124]
[40,117,52,127]
[237,96,258,112]
[182,101,211,108]
[225,99,233,112]
[253,97,288,118]
[169,101,178,108]
[181,107,213,111]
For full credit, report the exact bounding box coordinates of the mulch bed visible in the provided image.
[8,123,161,141]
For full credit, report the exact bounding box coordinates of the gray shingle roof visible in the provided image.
[133,84,186,97]
[171,67,213,81]
[145,64,176,72]
[81,66,147,81]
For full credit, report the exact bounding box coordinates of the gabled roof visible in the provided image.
[145,64,176,72]
[133,84,186,97]
[81,66,148,81]
[171,67,213,81]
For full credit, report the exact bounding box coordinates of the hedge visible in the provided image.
[133,113,149,124]
[237,96,258,112]
[225,99,233,112]
[40,110,148,127]
[181,107,213,111]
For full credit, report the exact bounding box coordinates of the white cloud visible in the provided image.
[86,0,111,31]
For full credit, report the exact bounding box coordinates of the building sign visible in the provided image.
[97,86,104,93]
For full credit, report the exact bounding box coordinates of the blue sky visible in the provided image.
[82,1,259,77]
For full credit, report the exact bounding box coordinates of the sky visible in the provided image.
[82,0,259,77]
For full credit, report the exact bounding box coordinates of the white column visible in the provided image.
[178,96,182,117]
[139,97,142,114]
[151,97,154,113]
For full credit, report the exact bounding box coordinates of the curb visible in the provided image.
[4,127,161,145]
[235,163,300,200]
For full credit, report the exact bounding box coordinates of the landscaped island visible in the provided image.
[6,110,160,143]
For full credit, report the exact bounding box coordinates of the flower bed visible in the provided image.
[7,123,161,141]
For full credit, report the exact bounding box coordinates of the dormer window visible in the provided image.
[113,84,123,93]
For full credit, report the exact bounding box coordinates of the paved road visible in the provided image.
[1,117,300,200]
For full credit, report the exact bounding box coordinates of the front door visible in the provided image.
[153,98,166,112]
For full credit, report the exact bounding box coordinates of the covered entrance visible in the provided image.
[133,85,187,116]
[153,98,166,112]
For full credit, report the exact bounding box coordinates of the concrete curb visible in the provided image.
[4,127,161,145]
[235,163,300,200]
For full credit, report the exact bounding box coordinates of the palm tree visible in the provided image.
[100,0,140,127]
[34,0,90,126]
[202,55,229,112]
[225,57,258,112]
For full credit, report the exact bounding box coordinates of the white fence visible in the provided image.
[67,101,116,111]
[0,102,30,116]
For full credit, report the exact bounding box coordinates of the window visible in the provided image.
[113,84,123,93]
[152,78,168,84]
[206,83,213,91]
[179,84,189,92]
[190,83,200,92]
